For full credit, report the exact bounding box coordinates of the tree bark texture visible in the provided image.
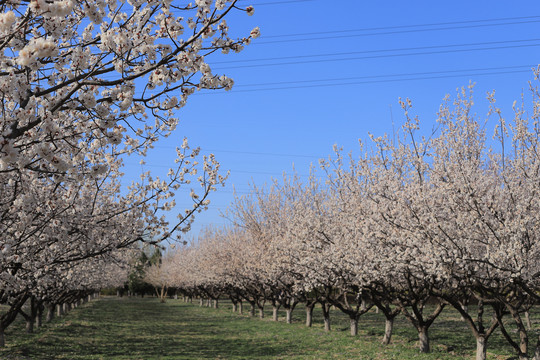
[322,303,331,332]
[286,308,293,324]
[350,317,358,336]
[305,305,314,327]
[46,304,55,322]
[419,327,430,353]
[382,318,394,345]
[476,336,487,360]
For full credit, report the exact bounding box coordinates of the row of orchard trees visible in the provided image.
[153,83,540,360]
[0,0,258,347]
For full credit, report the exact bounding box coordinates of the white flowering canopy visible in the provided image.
[0,0,259,344]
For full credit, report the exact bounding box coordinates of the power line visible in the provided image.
[212,38,540,65]
[233,65,536,88]
[214,43,540,70]
[199,68,535,94]
[151,145,321,159]
[124,162,312,177]
[254,19,540,45]
[201,148,319,158]
[260,15,540,39]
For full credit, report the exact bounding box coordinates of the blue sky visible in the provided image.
[123,0,540,241]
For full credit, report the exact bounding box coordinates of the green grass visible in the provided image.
[0,296,533,359]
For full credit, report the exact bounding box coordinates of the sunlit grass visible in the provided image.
[0,296,534,359]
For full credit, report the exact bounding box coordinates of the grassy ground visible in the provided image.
[0,296,535,359]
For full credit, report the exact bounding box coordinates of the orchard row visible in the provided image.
[149,84,540,360]
[0,0,257,348]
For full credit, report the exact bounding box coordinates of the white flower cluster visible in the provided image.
[158,84,540,358]
[0,0,253,346]
[17,38,57,67]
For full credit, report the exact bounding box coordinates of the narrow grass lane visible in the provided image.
[0,297,518,359]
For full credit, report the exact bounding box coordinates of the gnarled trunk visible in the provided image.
[534,333,540,360]
[286,308,293,324]
[350,316,358,336]
[382,317,394,345]
[25,317,34,334]
[46,304,55,322]
[526,311,532,331]
[419,327,429,353]
[305,305,314,327]
[35,306,43,329]
[0,327,4,348]
[476,336,487,360]
[322,303,331,331]
[272,306,279,321]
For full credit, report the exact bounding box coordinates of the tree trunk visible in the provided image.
[534,333,540,360]
[419,327,430,353]
[206,299,211,307]
[232,303,238,312]
[286,308,293,324]
[519,329,529,359]
[476,336,487,360]
[382,317,394,345]
[46,304,55,322]
[250,303,255,317]
[305,305,314,327]
[322,303,331,332]
[259,308,264,319]
[25,317,34,334]
[199,298,203,306]
[238,301,243,315]
[350,316,358,336]
[272,306,279,321]
[526,311,532,331]
[0,327,4,348]
[461,304,468,321]
[35,306,43,329]
[57,304,63,316]
[213,299,218,309]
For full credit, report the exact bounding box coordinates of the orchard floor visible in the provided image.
[0,296,532,359]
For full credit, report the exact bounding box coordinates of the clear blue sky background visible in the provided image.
[122,0,540,242]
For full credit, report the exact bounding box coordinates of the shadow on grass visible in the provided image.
[1,296,529,359]
[2,297,297,359]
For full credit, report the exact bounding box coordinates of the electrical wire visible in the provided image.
[195,66,536,94]
[214,43,540,70]
[260,15,540,39]
[254,20,540,45]
[233,65,537,88]
[212,38,540,65]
